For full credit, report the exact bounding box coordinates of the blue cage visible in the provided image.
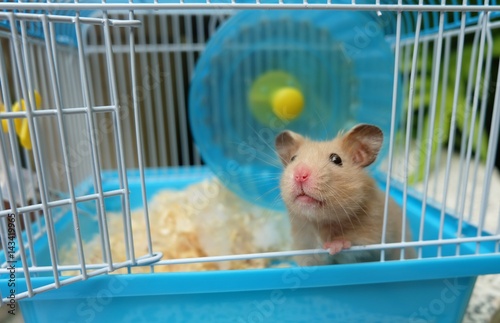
[0,1,499,322]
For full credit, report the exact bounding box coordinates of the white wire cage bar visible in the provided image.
[0,1,498,318]
[0,2,499,12]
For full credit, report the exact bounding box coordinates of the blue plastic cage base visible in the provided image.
[13,257,500,323]
[1,166,499,322]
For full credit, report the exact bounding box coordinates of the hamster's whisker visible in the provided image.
[226,140,282,168]
[320,192,344,239]
[328,189,367,229]
[254,150,283,166]
[251,154,283,168]
[329,217,332,243]
[317,190,347,236]
[335,210,346,238]
[316,217,321,240]
[238,171,282,178]
[296,217,310,237]
[329,185,370,219]
[323,182,366,212]
[240,175,281,184]
[254,186,281,202]
[288,204,302,228]
[324,186,349,218]
[246,122,283,156]
[270,195,284,207]
[319,160,332,172]
[327,188,363,213]
[327,189,356,230]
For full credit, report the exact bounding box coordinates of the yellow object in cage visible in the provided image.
[0,91,42,150]
[271,87,304,122]
[248,71,305,127]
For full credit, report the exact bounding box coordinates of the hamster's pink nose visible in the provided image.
[294,165,311,183]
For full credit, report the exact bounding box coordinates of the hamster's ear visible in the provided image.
[341,124,383,167]
[275,131,304,165]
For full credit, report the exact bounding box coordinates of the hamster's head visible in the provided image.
[275,124,383,222]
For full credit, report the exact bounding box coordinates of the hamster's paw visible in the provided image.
[324,240,352,255]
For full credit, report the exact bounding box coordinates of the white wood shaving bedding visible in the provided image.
[60,178,292,274]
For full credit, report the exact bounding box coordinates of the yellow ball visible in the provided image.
[271,87,304,121]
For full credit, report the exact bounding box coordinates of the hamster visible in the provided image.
[275,123,416,266]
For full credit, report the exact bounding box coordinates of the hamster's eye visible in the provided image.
[290,155,297,162]
[329,153,342,166]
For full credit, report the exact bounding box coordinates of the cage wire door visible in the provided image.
[0,1,498,322]
[0,6,237,302]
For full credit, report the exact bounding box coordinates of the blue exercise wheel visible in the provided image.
[189,9,400,210]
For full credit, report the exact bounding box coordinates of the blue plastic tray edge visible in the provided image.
[7,254,499,302]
